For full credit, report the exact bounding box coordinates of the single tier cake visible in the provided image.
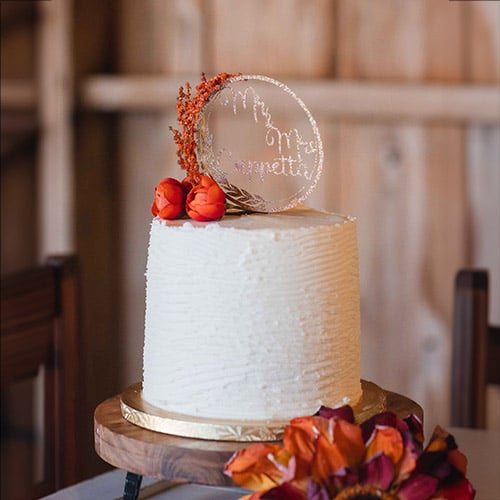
[142,207,361,422]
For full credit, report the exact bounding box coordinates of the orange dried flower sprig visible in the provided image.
[152,73,240,222]
[170,72,240,182]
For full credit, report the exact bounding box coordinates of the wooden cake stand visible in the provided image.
[94,389,423,500]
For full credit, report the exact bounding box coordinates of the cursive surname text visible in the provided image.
[234,155,313,182]
[219,85,318,181]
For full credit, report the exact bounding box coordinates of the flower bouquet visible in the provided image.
[224,406,475,500]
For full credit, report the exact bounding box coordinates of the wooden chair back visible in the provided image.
[451,269,500,428]
[1,256,82,497]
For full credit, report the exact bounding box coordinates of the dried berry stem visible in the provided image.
[171,72,240,182]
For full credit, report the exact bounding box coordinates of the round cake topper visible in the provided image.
[195,75,323,213]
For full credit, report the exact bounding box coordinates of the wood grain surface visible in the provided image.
[94,391,423,485]
[95,396,243,485]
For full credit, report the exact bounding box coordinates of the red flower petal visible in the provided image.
[260,483,306,499]
[361,411,408,443]
[186,175,225,221]
[306,480,330,500]
[404,414,424,446]
[181,176,195,193]
[315,405,355,423]
[435,478,476,500]
[151,177,186,220]
[448,448,468,476]
[394,432,420,484]
[360,453,394,490]
[398,473,439,500]
[329,466,359,491]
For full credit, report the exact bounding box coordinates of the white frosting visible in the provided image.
[142,207,361,421]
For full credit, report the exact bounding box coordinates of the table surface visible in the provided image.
[94,389,423,486]
[41,470,249,500]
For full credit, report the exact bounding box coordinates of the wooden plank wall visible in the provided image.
[465,1,500,428]
[335,0,467,432]
[1,0,498,483]
[114,0,499,439]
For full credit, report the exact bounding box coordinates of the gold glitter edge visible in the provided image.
[120,380,386,442]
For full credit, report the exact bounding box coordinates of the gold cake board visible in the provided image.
[121,380,388,442]
[94,388,423,488]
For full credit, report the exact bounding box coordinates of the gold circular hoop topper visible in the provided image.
[196,75,324,213]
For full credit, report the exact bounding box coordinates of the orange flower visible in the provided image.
[312,434,352,483]
[151,177,187,220]
[331,419,365,468]
[181,175,195,193]
[284,416,327,481]
[186,174,226,221]
[284,420,317,465]
[224,443,290,492]
[311,419,365,484]
[365,426,404,465]
[224,406,475,500]
[283,416,365,484]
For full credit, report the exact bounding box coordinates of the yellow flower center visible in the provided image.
[334,484,397,500]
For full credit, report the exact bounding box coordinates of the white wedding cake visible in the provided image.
[142,207,361,422]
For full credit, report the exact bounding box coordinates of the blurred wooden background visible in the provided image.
[2,0,499,487]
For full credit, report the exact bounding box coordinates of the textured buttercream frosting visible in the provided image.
[142,207,361,421]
